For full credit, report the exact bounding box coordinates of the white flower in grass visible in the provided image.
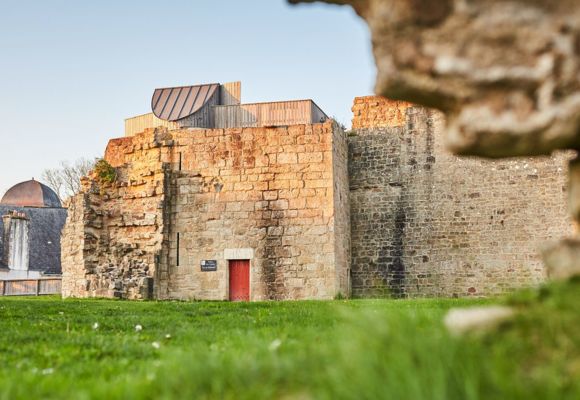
[58,311,64,315]
[135,324,143,332]
[269,338,282,352]
[41,368,54,375]
[151,341,161,349]
[92,322,99,330]
[444,306,515,336]
[165,333,171,339]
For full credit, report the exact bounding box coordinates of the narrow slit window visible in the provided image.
[178,152,182,171]
[176,232,180,267]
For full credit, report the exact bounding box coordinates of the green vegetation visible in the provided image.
[93,158,117,185]
[0,280,578,400]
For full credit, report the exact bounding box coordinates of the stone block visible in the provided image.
[298,152,323,164]
[543,239,580,281]
[270,199,289,210]
[277,153,298,164]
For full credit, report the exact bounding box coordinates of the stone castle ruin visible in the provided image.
[61,82,572,300]
[349,98,571,297]
[289,0,580,284]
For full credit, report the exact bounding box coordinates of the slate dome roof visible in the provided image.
[0,179,62,208]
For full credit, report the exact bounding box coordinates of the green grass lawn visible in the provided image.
[0,280,578,400]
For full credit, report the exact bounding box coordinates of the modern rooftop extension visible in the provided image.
[124,81,328,136]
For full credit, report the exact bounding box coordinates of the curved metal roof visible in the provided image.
[151,83,219,122]
[1,179,62,208]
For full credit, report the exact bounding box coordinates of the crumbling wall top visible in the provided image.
[352,96,414,129]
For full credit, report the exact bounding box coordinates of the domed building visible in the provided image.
[0,179,67,279]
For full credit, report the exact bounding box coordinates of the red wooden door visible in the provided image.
[229,260,250,301]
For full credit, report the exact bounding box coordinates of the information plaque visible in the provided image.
[201,260,217,272]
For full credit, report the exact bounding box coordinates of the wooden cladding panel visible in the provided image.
[213,100,326,129]
[0,278,61,296]
[220,81,241,106]
[124,113,180,137]
[126,99,328,135]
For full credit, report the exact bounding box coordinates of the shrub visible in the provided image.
[94,158,117,185]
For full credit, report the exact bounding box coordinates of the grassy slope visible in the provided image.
[0,280,577,400]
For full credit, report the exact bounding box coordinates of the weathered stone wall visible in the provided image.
[61,129,171,299]
[348,96,574,297]
[62,94,572,300]
[159,122,347,300]
[331,123,351,296]
[351,96,413,130]
[292,0,580,288]
[62,122,349,300]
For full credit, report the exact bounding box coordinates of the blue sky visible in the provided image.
[0,0,374,197]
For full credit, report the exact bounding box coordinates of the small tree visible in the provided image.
[42,158,95,201]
